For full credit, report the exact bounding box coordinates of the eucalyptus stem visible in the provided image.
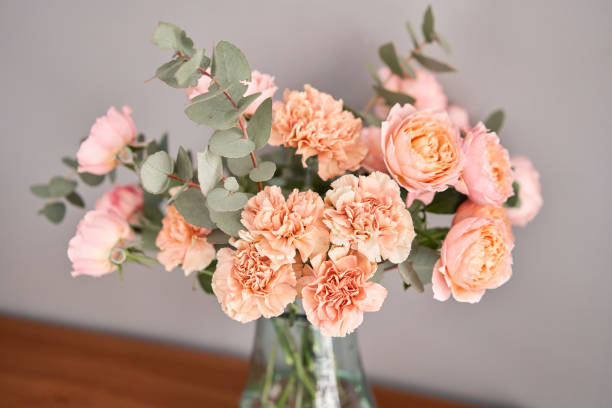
[275,372,296,408]
[260,340,279,406]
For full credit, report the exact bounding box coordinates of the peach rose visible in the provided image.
[212,232,297,323]
[447,104,470,131]
[405,190,436,207]
[270,85,367,180]
[94,184,144,224]
[241,186,329,264]
[381,104,464,196]
[432,216,514,303]
[77,106,137,175]
[454,200,513,240]
[323,172,415,264]
[68,210,134,277]
[506,156,543,227]
[460,123,513,207]
[374,67,448,118]
[301,250,387,337]
[156,205,215,276]
[360,126,387,173]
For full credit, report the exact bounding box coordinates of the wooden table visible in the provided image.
[0,315,476,407]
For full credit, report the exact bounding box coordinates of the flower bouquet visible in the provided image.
[31,6,542,407]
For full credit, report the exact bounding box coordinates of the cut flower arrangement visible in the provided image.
[31,6,542,407]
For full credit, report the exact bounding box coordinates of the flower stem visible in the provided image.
[275,371,296,408]
[260,340,279,406]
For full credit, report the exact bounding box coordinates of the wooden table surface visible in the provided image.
[0,314,476,407]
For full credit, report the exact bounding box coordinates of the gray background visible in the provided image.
[1,0,610,407]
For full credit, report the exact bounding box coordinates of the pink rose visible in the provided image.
[460,123,513,207]
[432,216,514,303]
[446,104,470,131]
[301,250,387,337]
[360,126,388,173]
[68,210,134,277]
[94,184,144,224]
[156,206,215,276]
[323,172,415,264]
[212,232,297,323]
[76,106,137,175]
[241,186,330,264]
[270,85,367,180]
[506,156,543,227]
[453,199,513,241]
[381,104,464,196]
[405,190,436,207]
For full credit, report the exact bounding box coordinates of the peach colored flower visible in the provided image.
[360,126,387,173]
[381,104,464,196]
[447,104,470,131]
[374,67,447,118]
[454,200,513,241]
[405,190,436,207]
[460,123,513,207]
[323,172,415,264]
[94,184,144,224]
[77,106,137,175]
[432,216,514,303]
[506,156,543,227]
[156,205,215,276]
[270,85,367,180]
[301,250,387,337]
[241,186,329,264]
[68,210,134,277]
[212,232,297,323]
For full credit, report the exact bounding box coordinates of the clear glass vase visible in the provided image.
[240,314,377,408]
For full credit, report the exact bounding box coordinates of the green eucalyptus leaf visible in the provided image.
[39,202,66,224]
[436,32,451,54]
[211,41,251,92]
[197,261,217,294]
[405,21,420,48]
[151,22,195,56]
[206,188,248,212]
[30,184,50,198]
[424,188,467,214]
[141,226,161,252]
[65,191,85,208]
[484,109,505,133]
[422,5,435,43]
[237,93,261,114]
[411,52,456,72]
[79,172,105,186]
[365,61,382,85]
[208,209,243,237]
[373,85,416,106]
[175,146,193,181]
[404,62,416,79]
[207,229,230,244]
[184,87,240,129]
[167,183,189,205]
[209,128,255,158]
[399,244,439,292]
[364,113,382,127]
[140,151,174,194]
[504,181,521,208]
[226,155,255,177]
[48,177,77,197]
[108,168,117,183]
[62,157,78,170]
[247,98,272,149]
[197,148,223,195]
[155,59,189,88]
[249,161,276,182]
[378,42,404,77]
[174,48,205,87]
[223,177,239,192]
[174,188,216,228]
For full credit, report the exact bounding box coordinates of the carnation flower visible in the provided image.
[68,210,134,277]
[454,199,513,240]
[459,122,513,207]
[505,156,543,227]
[301,250,387,337]
[360,126,387,173]
[270,85,367,180]
[212,232,297,323]
[94,184,144,224]
[446,104,470,131]
[241,186,329,264]
[156,205,215,276]
[432,216,514,303]
[381,104,464,196]
[76,106,137,175]
[323,172,415,264]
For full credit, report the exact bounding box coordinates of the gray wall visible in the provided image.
[1,1,610,407]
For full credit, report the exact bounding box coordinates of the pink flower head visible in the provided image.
[212,232,297,323]
[77,106,137,175]
[506,156,543,227]
[432,216,514,303]
[374,67,447,118]
[460,123,513,207]
[185,70,213,100]
[68,210,134,277]
[323,172,415,264]
[94,184,144,224]
[381,104,464,196]
[156,206,215,276]
[446,104,470,131]
[301,250,387,337]
[270,85,367,180]
[360,126,388,173]
[241,186,329,264]
[454,199,513,241]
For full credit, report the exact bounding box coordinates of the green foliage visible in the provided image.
[79,172,105,186]
[416,227,450,250]
[174,49,207,88]
[151,22,195,56]
[411,51,455,72]
[227,155,255,177]
[504,181,521,208]
[184,85,241,129]
[405,21,420,48]
[378,42,404,77]
[175,146,193,181]
[140,226,161,252]
[206,188,248,212]
[247,98,273,149]
[211,41,251,94]
[208,209,242,237]
[207,229,230,244]
[140,151,174,194]
[424,188,467,214]
[155,59,188,88]
[30,184,51,198]
[249,161,276,182]
[65,191,85,208]
[197,260,217,294]
[373,85,416,106]
[223,177,239,192]
[484,109,505,133]
[48,177,77,197]
[174,188,215,228]
[209,128,255,158]
[39,202,66,224]
[400,244,439,292]
[197,149,223,195]
[62,157,78,170]
[422,5,435,43]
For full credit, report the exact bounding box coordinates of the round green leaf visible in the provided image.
[140,151,174,194]
[247,98,272,149]
[224,177,239,192]
[209,129,255,158]
[48,177,77,197]
[249,161,277,182]
[175,146,193,181]
[197,148,223,195]
[227,155,255,177]
[206,188,248,212]
[208,209,243,237]
[174,188,215,229]
[30,184,50,198]
[39,202,66,224]
[65,191,85,208]
[79,172,105,186]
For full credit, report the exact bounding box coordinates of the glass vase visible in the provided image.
[240,314,377,408]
